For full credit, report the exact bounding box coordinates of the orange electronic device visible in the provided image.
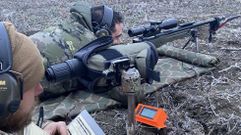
[135,103,167,129]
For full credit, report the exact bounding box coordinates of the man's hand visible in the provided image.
[43,121,68,135]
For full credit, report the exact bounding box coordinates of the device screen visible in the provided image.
[140,107,157,119]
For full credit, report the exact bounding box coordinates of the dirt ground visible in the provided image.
[1,0,241,134]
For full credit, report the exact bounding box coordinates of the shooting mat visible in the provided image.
[33,45,219,122]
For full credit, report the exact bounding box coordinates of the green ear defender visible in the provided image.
[93,5,113,37]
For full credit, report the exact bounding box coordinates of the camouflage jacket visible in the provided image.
[30,1,96,96]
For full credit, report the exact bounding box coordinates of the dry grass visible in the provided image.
[1,0,241,134]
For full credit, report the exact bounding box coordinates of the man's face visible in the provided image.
[0,83,43,133]
[112,23,123,45]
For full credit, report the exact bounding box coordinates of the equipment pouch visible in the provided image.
[44,38,160,93]
[81,41,160,92]
[135,42,160,83]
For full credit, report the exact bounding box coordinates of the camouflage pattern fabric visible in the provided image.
[33,51,217,121]
[29,1,96,95]
[144,58,215,94]
[33,90,118,122]
[29,1,219,122]
[30,20,96,95]
[32,41,158,121]
[30,21,95,66]
[86,41,158,88]
[157,44,220,67]
[70,1,93,31]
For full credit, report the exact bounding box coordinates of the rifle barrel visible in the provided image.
[134,18,218,46]
[130,16,241,47]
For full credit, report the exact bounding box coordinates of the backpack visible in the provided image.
[46,36,160,92]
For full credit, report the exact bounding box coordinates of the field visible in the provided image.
[1,0,241,134]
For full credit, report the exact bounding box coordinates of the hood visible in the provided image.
[70,1,93,31]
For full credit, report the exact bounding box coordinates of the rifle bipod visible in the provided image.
[182,29,199,53]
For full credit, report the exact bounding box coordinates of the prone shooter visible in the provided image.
[45,15,241,89]
[43,15,240,135]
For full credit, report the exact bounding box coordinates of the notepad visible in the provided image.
[68,110,105,135]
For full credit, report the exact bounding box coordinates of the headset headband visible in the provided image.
[100,5,113,28]
[0,22,12,73]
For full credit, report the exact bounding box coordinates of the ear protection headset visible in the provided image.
[0,22,23,118]
[93,5,114,37]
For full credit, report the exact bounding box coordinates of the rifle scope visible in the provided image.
[45,58,86,83]
[128,18,178,37]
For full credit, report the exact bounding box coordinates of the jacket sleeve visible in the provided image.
[24,122,49,135]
